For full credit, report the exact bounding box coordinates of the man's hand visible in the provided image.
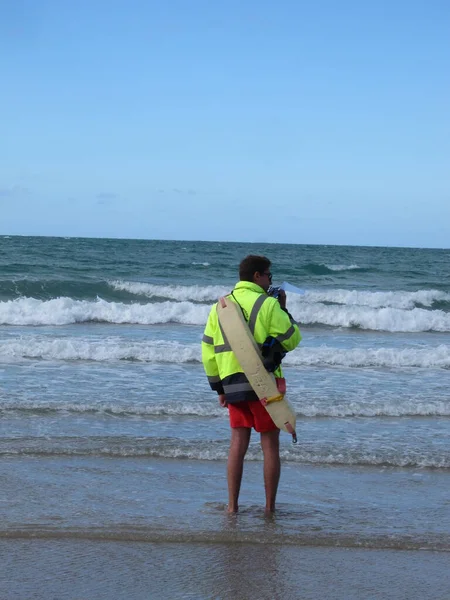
[278,289,287,309]
[218,394,228,408]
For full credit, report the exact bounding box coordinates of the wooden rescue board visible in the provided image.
[217,296,297,442]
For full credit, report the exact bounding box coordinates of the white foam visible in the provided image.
[2,436,447,467]
[1,336,450,369]
[2,396,450,418]
[291,398,450,417]
[110,281,450,311]
[110,280,228,302]
[279,448,450,468]
[285,345,450,368]
[298,289,450,309]
[0,297,210,326]
[0,399,224,417]
[0,338,200,363]
[1,293,449,331]
[325,264,360,271]
[292,303,450,332]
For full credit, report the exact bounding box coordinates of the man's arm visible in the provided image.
[201,308,225,395]
[267,295,301,352]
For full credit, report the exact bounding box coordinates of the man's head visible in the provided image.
[239,255,272,292]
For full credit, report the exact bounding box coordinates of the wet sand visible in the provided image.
[1,539,450,600]
[2,455,450,599]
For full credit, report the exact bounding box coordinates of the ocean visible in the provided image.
[1,235,449,599]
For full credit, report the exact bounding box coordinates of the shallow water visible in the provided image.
[1,540,449,600]
[1,457,449,552]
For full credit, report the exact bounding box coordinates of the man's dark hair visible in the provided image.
[239,255,271,282]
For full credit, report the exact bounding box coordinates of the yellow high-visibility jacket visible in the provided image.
[201,281,301,404]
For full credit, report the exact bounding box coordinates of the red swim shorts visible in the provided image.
[228,400,278,433]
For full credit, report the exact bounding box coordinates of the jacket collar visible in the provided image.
[233,281,266,294]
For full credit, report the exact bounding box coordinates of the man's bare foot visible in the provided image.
[227,505,238,514]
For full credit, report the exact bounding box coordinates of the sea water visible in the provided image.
[0,236,449,565]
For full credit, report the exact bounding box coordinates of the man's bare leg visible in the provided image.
[260,429,280,514]
[227,427,251,513]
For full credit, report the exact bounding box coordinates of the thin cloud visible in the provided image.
[157,188,197,195]
[0,185,30,198]
[96,192,119,200]
[96,192,119,205]
[172,188,197,195]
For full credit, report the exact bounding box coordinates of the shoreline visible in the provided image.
[2,456,449,554]
[1,526,449,553]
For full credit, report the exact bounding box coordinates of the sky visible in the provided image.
[0,0,449,247]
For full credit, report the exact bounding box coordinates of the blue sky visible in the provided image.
[1,0,449,247]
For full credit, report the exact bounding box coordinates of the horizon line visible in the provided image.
[0,232,448,251]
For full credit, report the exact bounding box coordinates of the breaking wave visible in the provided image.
[1,336,450,368]
[1,295,450,331]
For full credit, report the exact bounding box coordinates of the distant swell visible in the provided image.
[0,279,129,303]
[302,263,368,275]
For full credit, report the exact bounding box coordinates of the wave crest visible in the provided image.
[1,292,450,332]
[1,337,450,368]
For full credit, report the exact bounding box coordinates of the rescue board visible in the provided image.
[217,295,297,442]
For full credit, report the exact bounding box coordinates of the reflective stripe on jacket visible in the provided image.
[201,281,301,404]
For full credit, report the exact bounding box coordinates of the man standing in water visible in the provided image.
[202,255,301,514]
